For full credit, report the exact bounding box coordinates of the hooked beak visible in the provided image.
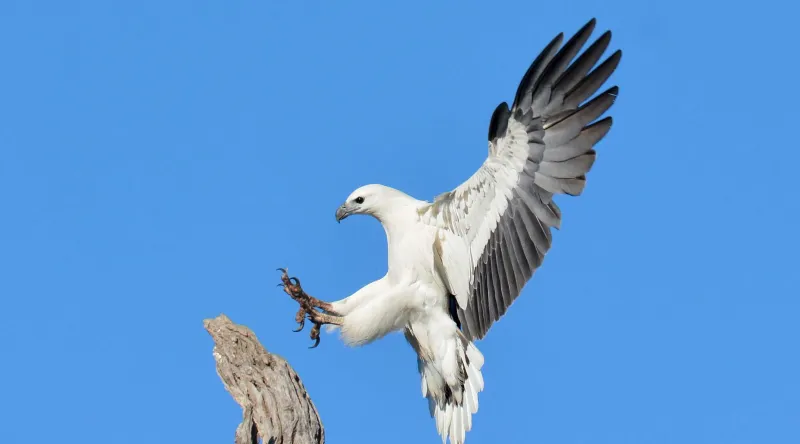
[335,204,352,223]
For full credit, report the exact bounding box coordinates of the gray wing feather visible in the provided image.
[543,117,612,162]
[549,31,612,104]
[565,50,622,109]
[423,18,621,340]
[529,19,598,113]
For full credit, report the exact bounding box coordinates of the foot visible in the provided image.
[278,268,343,348]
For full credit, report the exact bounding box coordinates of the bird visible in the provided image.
[281,18,621,444]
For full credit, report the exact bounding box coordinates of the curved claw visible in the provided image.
[309,323,321,349]
[276,267,287,273]
[292,307,306,332]
[289,277,301,286]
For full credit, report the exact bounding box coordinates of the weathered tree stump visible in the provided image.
[204,314,325,444]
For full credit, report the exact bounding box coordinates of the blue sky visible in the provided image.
[1,1,798,443]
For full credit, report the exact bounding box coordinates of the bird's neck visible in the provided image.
[372,196,421,257]
[379,211,413,271]
[377,210,411,243]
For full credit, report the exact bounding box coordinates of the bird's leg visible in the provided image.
[278,268,343,348]
[278,269,340,314]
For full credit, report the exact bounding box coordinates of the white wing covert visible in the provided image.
[420,18,622,340]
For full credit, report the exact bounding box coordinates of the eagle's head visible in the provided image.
[336,184,410,222]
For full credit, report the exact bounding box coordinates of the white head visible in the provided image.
[334,184,409,223]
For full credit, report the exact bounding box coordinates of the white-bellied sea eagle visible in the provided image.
[280,17,621,444]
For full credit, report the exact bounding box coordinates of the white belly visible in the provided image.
[338,215,453,344]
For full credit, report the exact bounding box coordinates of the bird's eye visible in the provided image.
[354,196,365,204]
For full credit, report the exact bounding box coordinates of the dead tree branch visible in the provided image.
[204,314,325,444]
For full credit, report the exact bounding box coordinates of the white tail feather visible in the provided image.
[421,340,485,444]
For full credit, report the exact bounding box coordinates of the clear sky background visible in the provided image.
[1,1,798,443]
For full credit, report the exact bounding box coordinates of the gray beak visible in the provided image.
[335,204,351,223]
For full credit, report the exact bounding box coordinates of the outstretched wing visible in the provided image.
[420,18,621,340]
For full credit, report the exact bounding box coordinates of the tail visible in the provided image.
[418,336,485,444]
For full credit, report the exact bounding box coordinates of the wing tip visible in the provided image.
[579,17,598,36]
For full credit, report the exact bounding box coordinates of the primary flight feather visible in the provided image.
[287,18,621,444]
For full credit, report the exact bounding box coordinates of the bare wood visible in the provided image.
[204,314,325,444]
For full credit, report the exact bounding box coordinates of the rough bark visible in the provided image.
[204,314,325,444]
